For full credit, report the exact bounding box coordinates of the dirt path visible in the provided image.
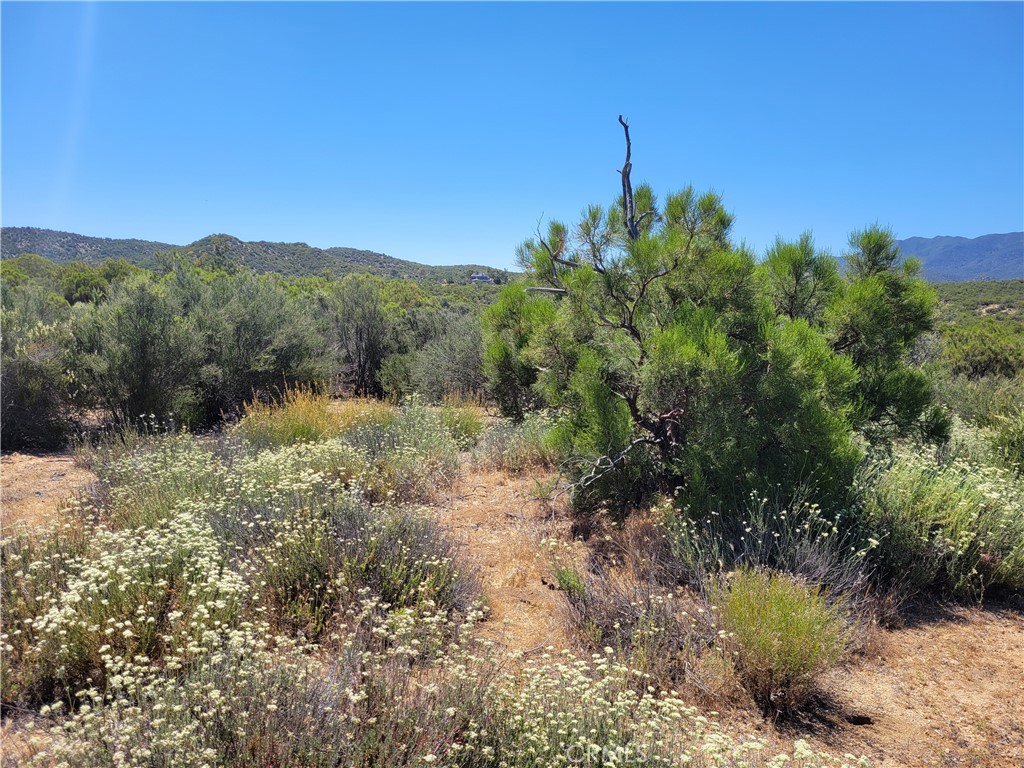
[1,452,95,531]
[434,468,583,653]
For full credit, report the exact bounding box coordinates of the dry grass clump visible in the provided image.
[473,412,557,473]
[232,387,397,449]
[439,402,487,450]
[548,520,720,695]
[72,413,177,471]
[234,388,486,454]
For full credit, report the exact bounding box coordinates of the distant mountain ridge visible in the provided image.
[5,226,1019,284]
[896,232,1023,282]
[0,227,512,284]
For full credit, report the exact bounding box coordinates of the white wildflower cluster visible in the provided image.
[866,447,1024,595]
[5,407,871,768]
[30,600,488,768]
[2,506,249,707]
[474,649,868,768]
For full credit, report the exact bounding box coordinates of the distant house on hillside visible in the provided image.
[470,271,494,284]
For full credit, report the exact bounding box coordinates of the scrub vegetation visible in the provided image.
[2,124,1021,765]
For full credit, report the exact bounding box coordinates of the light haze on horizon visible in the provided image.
[2,1,1022,271]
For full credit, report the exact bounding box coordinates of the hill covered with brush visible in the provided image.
[896,232,1023,282]
[0,227,512,284]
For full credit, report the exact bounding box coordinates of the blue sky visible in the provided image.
[2,2,1022,270]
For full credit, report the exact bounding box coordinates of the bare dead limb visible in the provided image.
[575,436,657,491]
[618,115,639,241]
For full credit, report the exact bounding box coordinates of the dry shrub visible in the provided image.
[233,386,343,448]
[328,396,399,433]
[473,412,557,473]
[552,513,725,698]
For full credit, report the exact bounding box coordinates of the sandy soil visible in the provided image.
[0,452,95,532]
[812,604,1024,767]
[434,468,584,653]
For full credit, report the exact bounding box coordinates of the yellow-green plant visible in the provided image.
[440,403,486,449]
[232,386,344,448]
[710,567,851,715]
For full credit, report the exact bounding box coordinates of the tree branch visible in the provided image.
[525,286,567,295]
[618,115,640,241]
[635,210,656,230]
[575,436,657,491]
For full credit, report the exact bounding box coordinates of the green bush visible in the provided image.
[186,268,328,419]
[489,151,938,519]
[482,284,553,420]
[710,567,851,715]
[72,276,204,424]
[942,316,1024,379]
[0,311,77,450]
[409,312,485,402]
[859,448,1024,599]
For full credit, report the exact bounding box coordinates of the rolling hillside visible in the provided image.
[5,226,1020,284]
[896,232,1023,282]
[0,227,512,284]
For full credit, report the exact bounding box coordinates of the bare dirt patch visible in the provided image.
[434,468,584,653]
[977,303,1018,317]
[715,605,1024,767]
[1,452,95,531]
[812,604,1024,767]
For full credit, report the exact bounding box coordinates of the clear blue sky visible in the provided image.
[3,2,1022,270]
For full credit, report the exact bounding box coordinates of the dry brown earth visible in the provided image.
[0,452,95,532]
[434,468,584,653]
